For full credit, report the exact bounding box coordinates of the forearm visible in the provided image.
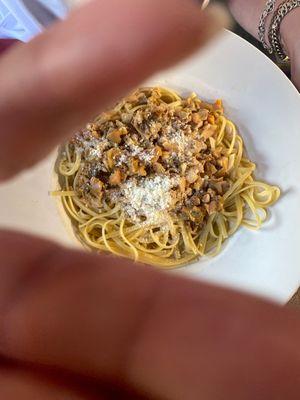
[229,0,299,50]
[228,0,300,88]
[228,0,263,38]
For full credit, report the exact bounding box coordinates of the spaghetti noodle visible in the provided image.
[53,87,280,268]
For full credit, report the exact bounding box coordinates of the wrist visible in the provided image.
[229,0,264,38]
[278,5,300,59]
[230,0,300,56]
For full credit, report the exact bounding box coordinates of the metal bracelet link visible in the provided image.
[268,0,300,62]
[258,0,277,53]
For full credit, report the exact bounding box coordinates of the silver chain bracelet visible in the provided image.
[258,0,277,53]
[269,0,300,62]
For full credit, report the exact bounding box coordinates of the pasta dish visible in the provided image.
[54,87,280,267]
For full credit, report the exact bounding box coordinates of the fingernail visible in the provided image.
[67,0,92,10]
[201,0,210,10]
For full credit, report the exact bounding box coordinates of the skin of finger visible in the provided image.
[0,365,104,400]
[0,360,148,400]
[0,0,220,180]
[0,231,300,399]
[0,39,18,55]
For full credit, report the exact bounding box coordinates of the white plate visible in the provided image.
[1,31,300,304]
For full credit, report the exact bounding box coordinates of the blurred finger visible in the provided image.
[0,359,146,400]
[0,0,226,180]
[0,39,19,55]
[0,362,103,400]
[0,231,300,399]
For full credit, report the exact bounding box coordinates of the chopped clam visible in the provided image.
[107,128,127,144]
[180,163,187,175]
[90,177,103,192]
[186,167,199,184]
[205,201,218,215]
[153,162,165,174]
[109,169,123,186]
[179,177,186,193]
[192,113,201,124]
[106,148,121,170]
[153,146,163,161]
[138,165,147,176]
[202,193,211,204]
[121,113,133,124]
[130,158,140,174]
[207,114,215,125]
[201,124,216,140]
[72,87,233,229]
[162,141,178,152]
[198,109,209,120]
[209,137,216,151]
[193,178,204,191]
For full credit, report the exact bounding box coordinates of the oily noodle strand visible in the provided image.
[53,88,280,268]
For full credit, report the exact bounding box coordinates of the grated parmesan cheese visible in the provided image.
[117,175,178,226]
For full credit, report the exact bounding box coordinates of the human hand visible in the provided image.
[0,1,300,399]
[229,0,300,89]
[0,0,223,181]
